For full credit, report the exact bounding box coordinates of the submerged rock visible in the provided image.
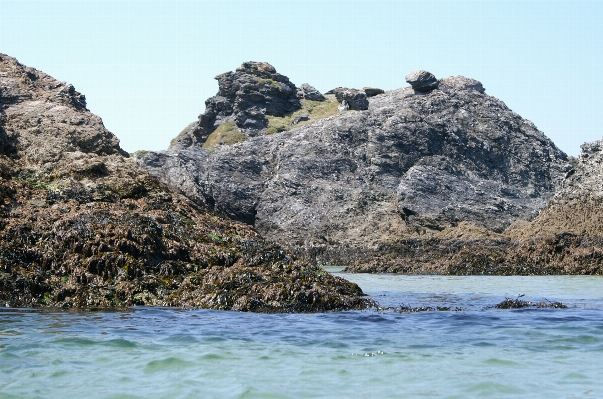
[0,54,373,311]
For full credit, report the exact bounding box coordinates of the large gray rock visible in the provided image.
[0,54,126,164]
[171,61,301,149]
[140,73,570,256]
[405,70,439,92]
[332,88,369,111]
[298,83,326,101]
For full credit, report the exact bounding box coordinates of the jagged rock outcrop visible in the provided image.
[140,68,571,264]
[171,62,302,149]
[298,83,326,101]
[0,54,372,310]
[0,55,126,164]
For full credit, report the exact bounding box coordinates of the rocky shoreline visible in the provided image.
[1,54,602,313]
[0,54,374,311]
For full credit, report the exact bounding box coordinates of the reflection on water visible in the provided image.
[1,274,602,398]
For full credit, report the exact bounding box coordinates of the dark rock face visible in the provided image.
[298,83,326,101]
[171,61,302,149]
[332,87,369,110]
[405,70,439,92]
[140,73,570,259]
[363,87,385,97]
[0,54,372,311]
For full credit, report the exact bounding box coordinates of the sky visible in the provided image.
[1,0,602,156]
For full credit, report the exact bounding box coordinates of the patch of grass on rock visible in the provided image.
[202,121,247,149]
[265,95,340,135]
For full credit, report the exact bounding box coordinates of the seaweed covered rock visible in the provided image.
[0,54,373,311]
[140,70,570,264]
[507,138,603,239]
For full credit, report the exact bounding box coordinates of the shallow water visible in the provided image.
[1,273,602,399]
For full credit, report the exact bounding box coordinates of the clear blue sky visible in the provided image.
[1,0,602,156]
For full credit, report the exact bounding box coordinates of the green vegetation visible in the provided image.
[256,78,278,87]
[207,233,222,241]
[15,172,51,190]
[265,95,340,135]
[202,121,247,149]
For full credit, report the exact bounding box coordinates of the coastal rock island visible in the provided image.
[0,54,373,311]
[140,62,574,268]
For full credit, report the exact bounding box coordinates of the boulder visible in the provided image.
[405,70,439,92]
[298,83,326,101]
[291,114,309,125]
[363,87,385,97]
[333,88,369,111]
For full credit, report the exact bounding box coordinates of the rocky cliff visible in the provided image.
[0,54,372,311]
[140,63,571,263]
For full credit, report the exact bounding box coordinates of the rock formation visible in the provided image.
[363,87,385,97]
[140,66,571,266]
[0,54,372,310]
[298,83,326,102]
[170,61,302,149]
[405,70,439,92]
[507,139,603,239]
[347,139,603,275]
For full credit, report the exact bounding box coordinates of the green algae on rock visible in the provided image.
[0,53,373,312]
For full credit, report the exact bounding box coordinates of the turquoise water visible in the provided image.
[1,272,602,398]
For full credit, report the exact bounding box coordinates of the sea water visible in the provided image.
[1,271,602,399]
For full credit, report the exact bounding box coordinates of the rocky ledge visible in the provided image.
[139,63,571,267]
[0,54,373,311]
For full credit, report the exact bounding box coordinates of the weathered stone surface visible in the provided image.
[170,62,302,149]
[363,87,385,97]
[0,54,126,164]
[507,138,603,239]
[141,73,571,262]
[298,83,326,101]
[0,54,372,311]
[344,138,603,275]
[405,70,439,92]
[332,88,369,110]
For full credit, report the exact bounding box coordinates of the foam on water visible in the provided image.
[1,274,602,398]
